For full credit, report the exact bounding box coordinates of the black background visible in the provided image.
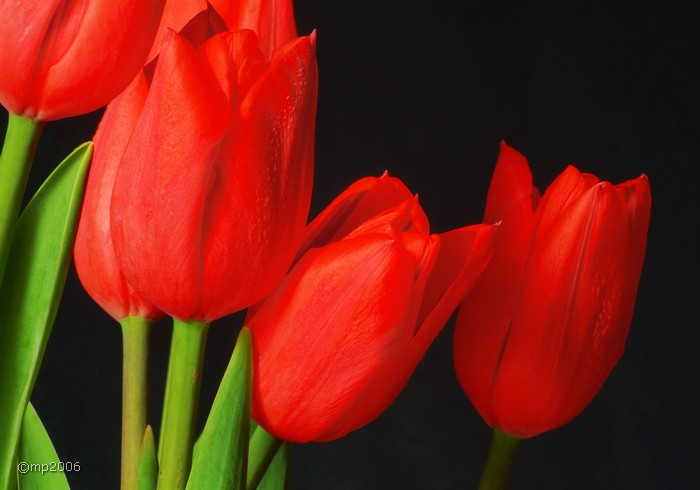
[3,1,698,488]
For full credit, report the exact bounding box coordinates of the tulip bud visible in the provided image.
[0,0,166,121]
[248,174,496,442]
[454,142,651,438]
[108,27,317,322]
[74,4,234,321]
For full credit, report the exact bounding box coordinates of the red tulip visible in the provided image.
[248,174,496,442]
[453,142,651,438]
[0,0,165,121]
[108,27,317,322]
[74,6,218,322]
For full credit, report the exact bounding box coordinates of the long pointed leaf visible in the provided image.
[187,328,252,490]
[0,143,92,489]
[16,403,70,490]
[137,426,158,490]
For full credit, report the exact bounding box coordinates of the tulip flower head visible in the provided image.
[0,0,166,121]
[454,142,651,438]
[107,22,317,322]
[248,174,496,442]
[75,5,226,322]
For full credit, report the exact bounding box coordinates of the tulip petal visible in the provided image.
[418,224,497,344]
[301,174,416,255]
[148,0,208,61]
[74,73,161,320]
[111,31,231,320]
[250,235,418,442]
[483,142,538,224]
[491,181,642,437]
[216,0,297,60]
[532,165,599,244]
[0,0,65,115]
[148,0,295,63]
[453,144,536,427]
[336,223,497,438]
[198,30,265,108]
[0,0,165,120]
[40,0,165,119]
[198,34,317,320]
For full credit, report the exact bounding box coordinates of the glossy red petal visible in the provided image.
[74,73,161,321]
[532,165,599,244]
[111,31,230,320]
[0,0,163,120]
[483,142,537,223]
[301,173,415,255]
[38,0,164,119]
[198,34,317,321]
[250,234,417,442]
[419,224,496,344]
[342,198,421,241]
[339,223,496,438]
[491,182,634,437]
[0,0,64,115]
[453,144,536,427]
[198,30,265,107]
[147,0,208,61]
[216,0,297,60]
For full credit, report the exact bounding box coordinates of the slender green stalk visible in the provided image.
[120,316,154,490]
[477,428,521,490]
[258,441,289,490]
[246,425,282,490]
[157,319,209,490]
[0,113,44,285]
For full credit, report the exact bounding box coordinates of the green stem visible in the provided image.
[258,441,289,490]
[156,318,209,490]
[477,428,521,490]
[246,425,282,490]
[120,316,154,490]
[0,113,44,285]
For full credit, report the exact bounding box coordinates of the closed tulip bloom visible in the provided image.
[248,174,496,442]
[74,5,226,321]
[109,27,317,322]
[0,0,165,121]
[454,142,651,438]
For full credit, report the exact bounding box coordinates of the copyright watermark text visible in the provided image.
[17,461,80,475]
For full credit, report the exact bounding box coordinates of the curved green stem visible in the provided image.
[477,428,521,490]
[0,113,44,284]
[157,318,209,490]
[120,316,154,490]
[246,425,282,490]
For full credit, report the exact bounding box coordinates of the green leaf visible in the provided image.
[137,426,158,490]
[257,442,289,490]
[16,403,70,490]
[0,142,92,490]
[187,328,252,490]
